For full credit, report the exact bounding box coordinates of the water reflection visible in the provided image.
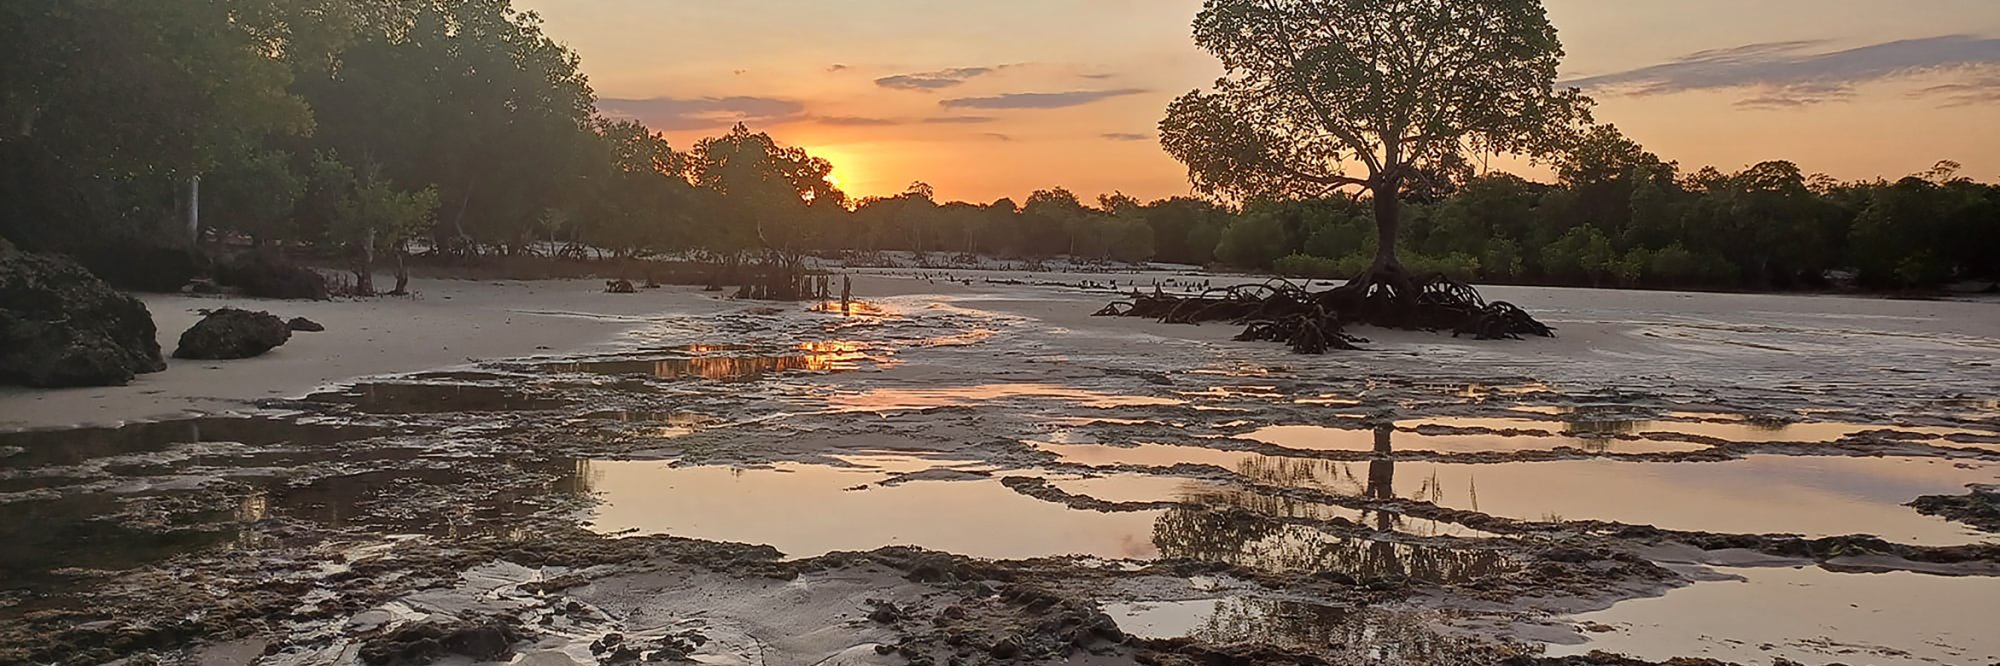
[580,460,1161,560]
[1152,428,1512,584]
[308,383,568,414]
[0,417,391,470]
[1108,597,1507,660]
[831,383,1183,411]
[1049,429,1998,546]
[544,342,883,381]
[1552,567,2000,666]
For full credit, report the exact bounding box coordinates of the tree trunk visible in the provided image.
[392,244,409,295]
[1371,181,1402,271]
[355,227,376,296]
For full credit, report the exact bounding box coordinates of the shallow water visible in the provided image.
[582,460,1163,560]
[1552,566,2000,665]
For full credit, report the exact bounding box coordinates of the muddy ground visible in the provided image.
[2,271,1997,666]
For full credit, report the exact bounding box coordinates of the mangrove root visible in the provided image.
[1096,270,1554,353]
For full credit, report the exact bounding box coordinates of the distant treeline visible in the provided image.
[2,1,1994,293]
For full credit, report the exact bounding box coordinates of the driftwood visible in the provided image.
[1096,269,1553,354]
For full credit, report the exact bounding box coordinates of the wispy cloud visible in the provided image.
[1101,132,1153,142]
[1566,35,2000,109]
[921,116,997,125]
[811,115,899,127]
[940,88,1148,110]
[981,132,1014,142]
[1915,73,2000,105]
[876,66,1000,91]
[826,64,851,72]
[596,96,804,131]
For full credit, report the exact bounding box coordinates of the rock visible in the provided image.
[605,279,637,294]
[287,316,325,332]
[358,617,521,666]
[216,252,329,300]
[0,240,166,387]
[987,635,1022,659]
[75,242,208,293]
[173,308,291,360]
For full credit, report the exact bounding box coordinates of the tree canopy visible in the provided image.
[1160,0,1591,275]
[0,0,1994,297]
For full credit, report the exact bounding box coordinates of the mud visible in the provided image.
[5,272,1999,665]
[1907,483,2000,532]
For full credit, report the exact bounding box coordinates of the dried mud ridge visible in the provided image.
[4,311,1998,665]
[1908,484,2000,533]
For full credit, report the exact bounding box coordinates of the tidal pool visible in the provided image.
[581,460,1163,560]
[1551,566,2000,666]
[1037,442,1997,545]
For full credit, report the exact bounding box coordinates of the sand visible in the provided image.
[0,279,731,430]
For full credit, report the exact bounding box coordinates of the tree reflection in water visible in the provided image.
[1184,597,1517,662]
[1152,427,1514,585]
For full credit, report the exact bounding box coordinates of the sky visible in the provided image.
[516,0,2000,202]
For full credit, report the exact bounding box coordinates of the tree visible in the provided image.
[313,154,439,295]
[293,0,599,255]
[1159,0,1590,290]
[0,0,310,249]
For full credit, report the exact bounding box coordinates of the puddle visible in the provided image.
[260,458,586,535]
[307,383,569,414]
[1552,566,2000,666]
[1153,516,1515,583]
[1105,597,1490,657]
[582,461,1162,560]
[1105,597,1345,645]
[829,383,1183,411]
[1044,444,1996,545]
[1245,424,1711,454]
[0,494,245,595]
[542,342,885,381]
[0,417,392,470]
[1499,409,1993,443]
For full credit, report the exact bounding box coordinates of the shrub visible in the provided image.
[216,252,330,300]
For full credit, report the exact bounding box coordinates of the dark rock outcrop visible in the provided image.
[287,316,325,332]
[216,252,329,300]
[0,240,167,387]
[173,308,291,360]
[76,242,208,293]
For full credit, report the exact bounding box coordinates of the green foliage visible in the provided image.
[1274,254,1344,279]
[5,0,1995,299]
[0,0,311,247]
[205,147,306,245]
[688,124,844,256]
[1215,215,1288,269]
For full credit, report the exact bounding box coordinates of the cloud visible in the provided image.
[981,132,1014,142]
[1565,35,2000,109]
[940,88,1148,110]
[596,96,806,131]
[826,64,850,72]
[1915,74,2000,105]
[1101,132,1153,142]
[1079,73,1118,80]
[811,115,899,126]
[876,66,999,91]
[921,116,997,124]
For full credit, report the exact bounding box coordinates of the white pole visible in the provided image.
[188,175,201,244]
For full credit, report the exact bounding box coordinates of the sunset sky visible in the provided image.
[516,0,2000,202]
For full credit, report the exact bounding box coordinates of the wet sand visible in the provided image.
[2,268,1997,665]
[0,280,733,429]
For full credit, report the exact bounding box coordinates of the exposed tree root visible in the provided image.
[1096,265,1554,353]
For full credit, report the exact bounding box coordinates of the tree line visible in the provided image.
[1,0,1993,294]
